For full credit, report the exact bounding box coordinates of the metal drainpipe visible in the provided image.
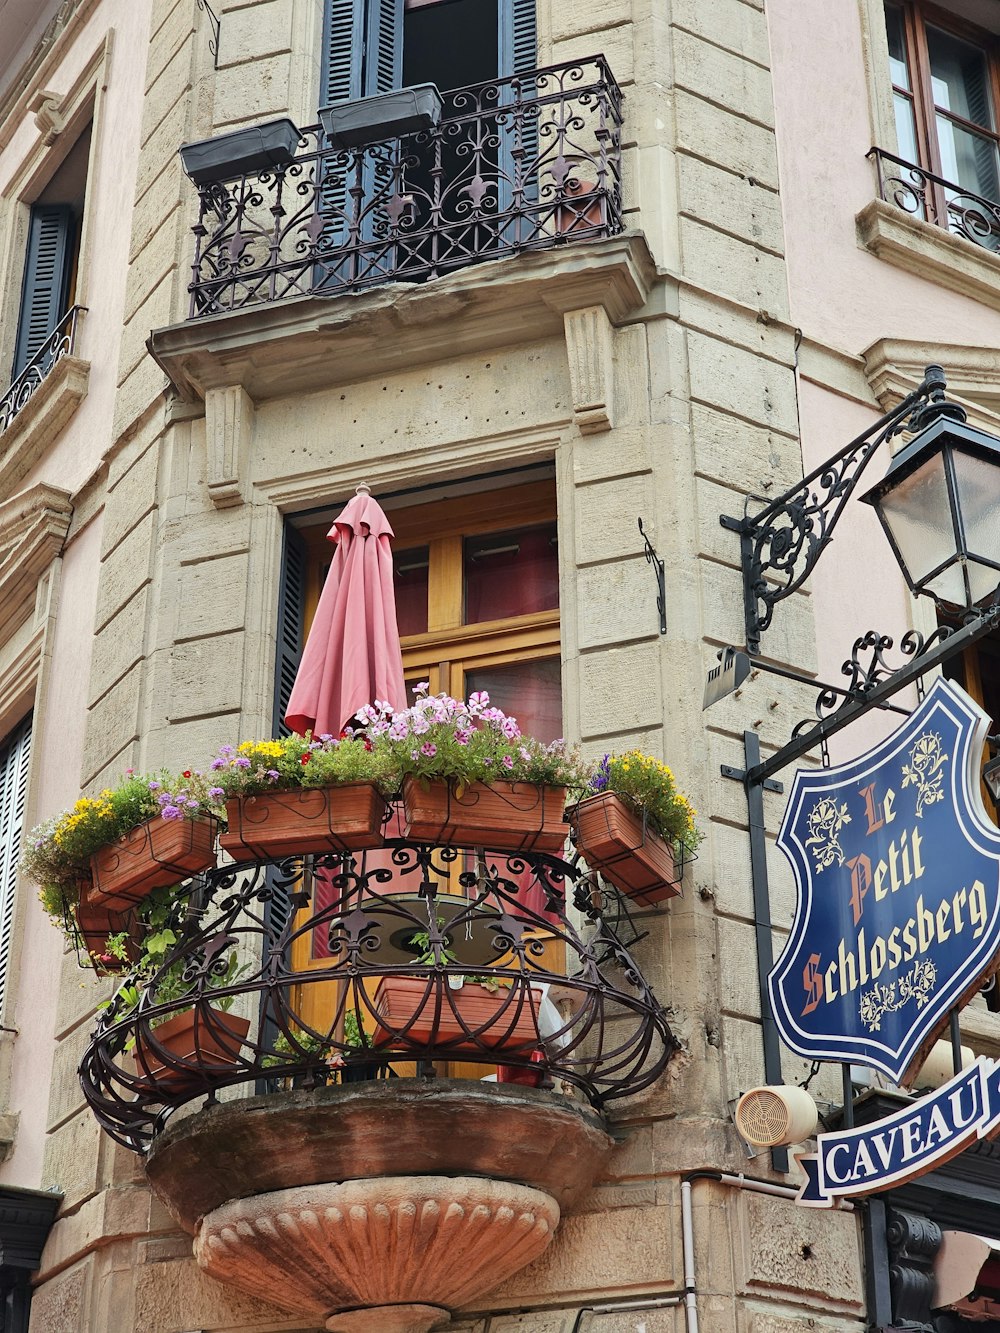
[680,1170,855,1333]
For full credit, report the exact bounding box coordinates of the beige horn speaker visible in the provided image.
[734,1085,819,1148]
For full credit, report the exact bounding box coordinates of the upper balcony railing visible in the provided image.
[0,304,85,436]
[188,57,623,318]
[869,146,1000,253]
[79,827,674,1153]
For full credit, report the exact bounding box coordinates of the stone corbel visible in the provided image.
[28,90,65,146]
[887,1206,943,1330]
[205,385,254,508]
[563,305,615,434]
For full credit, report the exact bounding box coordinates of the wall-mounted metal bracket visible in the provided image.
[196,0,221,67]
[637,517,666,635]
[720,764,783,794]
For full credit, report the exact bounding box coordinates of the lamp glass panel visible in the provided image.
[951,450,1000,575]
[877,451,965,601]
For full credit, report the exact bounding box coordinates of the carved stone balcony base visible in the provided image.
[194,1175,560,1327]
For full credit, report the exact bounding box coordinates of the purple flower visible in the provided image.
[148,780,161,791]
[590,755,611,793]
[420,742,437,758]
[319,733,334,743]
[208,787,224,800]
[410,749,420,761]
[160,804,184,820]
[210,758,226,771]
[235,756,251,769]
[266,769,280,781]
[501,754,514,770]
[454,727,473,746]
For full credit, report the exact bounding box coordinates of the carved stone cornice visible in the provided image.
[147,232,657,407]
[0,483,73,638]
[0,0,101,149]
[862,337,1000,433]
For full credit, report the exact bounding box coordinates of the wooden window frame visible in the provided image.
[886,0,1000,214]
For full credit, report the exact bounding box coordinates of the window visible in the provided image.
[885,3,1000,213]
[0,716,31,1017]
[282,475,563,1054]
[7,124,89,392]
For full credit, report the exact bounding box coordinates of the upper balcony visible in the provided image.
[187,58,623,319]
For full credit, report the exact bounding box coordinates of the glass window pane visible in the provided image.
[937,119,1000,203]
[885,5,910,90]
[395,545,429,637]
[928,26,994,130]
[464,523,559,625]
[894,91,919,165]
[464,658,562,744]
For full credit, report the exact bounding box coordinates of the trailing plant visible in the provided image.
[23,770,225,919]
[262,1010,364,1068]
[587,750,702,853]
[209,734,397,798]
[359,684,586,792]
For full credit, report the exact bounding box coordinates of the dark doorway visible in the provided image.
[403,0,499,92]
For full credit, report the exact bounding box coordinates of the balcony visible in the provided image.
[79,825,673,1329]
[869,147,1000,252]
[0,304,85,437]
[185,57,623,319]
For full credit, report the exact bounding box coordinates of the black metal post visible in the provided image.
[743,730,788,1173]
[863,1197,894,1331]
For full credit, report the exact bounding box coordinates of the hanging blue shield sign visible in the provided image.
[769,676,1000,1087]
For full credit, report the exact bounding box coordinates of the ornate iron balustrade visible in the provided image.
[79,833,675,1153]
[0,305,85,436]
[869,147,1000,252]
[188,57,623,317]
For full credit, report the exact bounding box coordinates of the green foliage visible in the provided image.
[588,750,702,853]
[209,735,397,798]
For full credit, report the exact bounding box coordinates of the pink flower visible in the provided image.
[454,727,473,746]
[501,755,514,770]
[468,691,489,713]
[420,742,437,758]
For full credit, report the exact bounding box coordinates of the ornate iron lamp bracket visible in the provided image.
[638,518,666,635]
[196,0,221,67]
[720,365,958,655]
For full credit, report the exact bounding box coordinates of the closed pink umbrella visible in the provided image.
[285,485,407,736]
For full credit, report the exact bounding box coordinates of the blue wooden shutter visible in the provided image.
[274,523,307,740]
[320,0,402,106]
[0,716,31,1017]
[498,0,538,228]
[12,205,74,379]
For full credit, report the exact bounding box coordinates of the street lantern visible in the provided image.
[859,411,1000,614]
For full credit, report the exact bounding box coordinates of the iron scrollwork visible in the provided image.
[721,364,961,655]
[79,834,676,1154]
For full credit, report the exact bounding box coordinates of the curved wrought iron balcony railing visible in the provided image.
[188,56,623,317]
[79,833,675,1153]
[0,305,85,437]
[869,147,1000,252]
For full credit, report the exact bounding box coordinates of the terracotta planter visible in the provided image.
[373,975,541,1055]
[401,777,568,853]
[555,180,605,234]
[570,792,682,905]
[73,897,141,973]
[88,815,217,911]
[135,1008,250,1096]
[219,783,388,860]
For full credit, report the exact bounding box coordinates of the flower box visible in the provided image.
[319,84,443,148]
[372,975,541,1055]
[401,777,568,853]
[570,791,682,905]
[73,898,141,973]
[179,118,302,184]
[87,815,217,911]
[219,782,388,861]
[555,180,605,234]
[134,1008,250,1097]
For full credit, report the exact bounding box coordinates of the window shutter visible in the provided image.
[364,0,403,97]
[501,0,537,79]
[274,523,307,740]
[498,0,538,226]
[320,0,402,106]
[12,205,74,379]
[0,717,31,1018]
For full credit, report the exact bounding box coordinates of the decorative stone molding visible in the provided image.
[147,232,657,406]
[194,1175,559,1331]
[861,338,1000,429]
[563,305,614,433]
[857,199,1000,314]
[204,384,253,508]
[0,484,73,636]
[28,90,65,146]
[0,357,89,499]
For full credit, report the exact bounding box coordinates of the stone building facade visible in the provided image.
[2,0,1000,1329]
